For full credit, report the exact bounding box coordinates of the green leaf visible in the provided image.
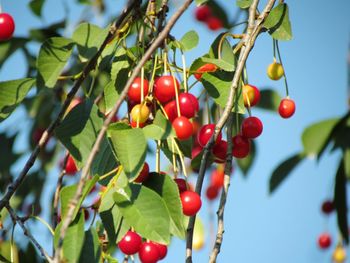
[60,175,99,221]
[344,148,350,179]
[256,89,281,111]
[55,101,104,167]
[269,153,305,193]
[201,57,235,72]
[37,37,75,88]
[143,173,185,239]
[143,111,175,140]
[301,118,339,158]
[91,138,118,179]
[0,241,18,263]
[179,30,199,51]
[107,126,147,180]
[195,0,209,5]
[236,139,256,175]
[236,0,252,9]
[209,33,235,65]
[29,0,45,17]
[54,212,85,263]
[264,3,293,41]
[113,183,171,244]
[0,78,35,122]
[0,38,28,69]
[78,228,102,263]
[72,23,109,62]
[201,72,245,114]
[334,159,349,244]
[29,20,66,43]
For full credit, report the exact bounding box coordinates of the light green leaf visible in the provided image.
[179,30,199,51]
[344,149,350,180]
[236,0,252,8]
[209,33,235,64]
[264,3,293,41]
[143,111,175,140]
[201,57,235,72]
[0,78,35,122]
[113,183,171,244]
[78,228,102,263]
[37,37,74,88]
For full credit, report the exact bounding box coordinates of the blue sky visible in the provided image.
[1,0,350,262]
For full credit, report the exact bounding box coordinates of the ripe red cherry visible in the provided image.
[178,93,198,118]
[127,77,149,103]
[154,76,180,104]
[134,162,149,183]
[206,16,223,31]
[232,134,250,158]
[212,140,227,163]
[118,231,142,255]
[241,116,263,139]
[65,154,78,175]
[174,178,188,193]
[321,200,334,215]
[164,100,177,122]
[180,190,202,216]
[278,98,296,118]
[206,185,219,200]
[151,242,167,260]
[172,116,193,140]
[211,170,224,189]
[318,233,331,249]
[197,124,222,147]
[195,5,211,22]
[194,63,218,80]
[138,241,160,263]
[0,13,15,41]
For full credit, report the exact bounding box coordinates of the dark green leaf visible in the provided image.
[143,110,175,140]
[236,0,252,9]
[78,228,102,263]
[264,3,293,41]
[256,89,281,111]
[344,148,350,179]
[29,0,45,17]
[29,20,66,42]
[236,139,256,175]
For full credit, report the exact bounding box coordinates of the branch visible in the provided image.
[0,0,141,214]
[53,0,194,262]
[6,205,53,263]
[185,0,277,262]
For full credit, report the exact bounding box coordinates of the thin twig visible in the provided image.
[185,0,277,262]
[53,1,193,262]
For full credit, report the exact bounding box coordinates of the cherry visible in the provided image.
[134,162,150,183]
[172,116,193,140]
[194,63,217,80]
[333,246,347,262]
[191,145,202,159]
[192,120,201,136]
[163,100,177,122]
[180,190,202,216]
[154,76,180,104]
[128,77,149,103]
[321,200,334,215]
[118,230,142,255]
[241,116,263,139]
[206,16,223,31]
[131,120,146,128]
[210,169,224,189]
[197,124,222,147]
[212,140,227,163]
[232,134,250,158]
[138,241,160,263]
[83,209,90,221]
[0,13,15,41]
[318,233,331,249]
[195,5,211,22]
[278,98,296,119]
[65,154,78,175]
[206,185,219,200]
[131,104,150,123]
[242,84,260,107]
[267,62,284,80]
[178,93,198,118]
[174,178,188,193]
[151,242,167,260]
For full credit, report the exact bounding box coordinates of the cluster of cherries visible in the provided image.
[0,11,15,41]
[194,5,223,31]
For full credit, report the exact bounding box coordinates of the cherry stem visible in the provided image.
[275,40,290,96]
[181,53,188,93]
[31,215,55,235]
[156,140,161,173]
[272,38,276,59]
[171,139,178,176]
[172,138,187,177]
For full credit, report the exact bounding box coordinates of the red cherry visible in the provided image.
[194,63,218,80]
[151,242,167,260]
[192,145,203,159]
[197,124,222,147]
[0,13,15,41]
[232,134,250,158]
[178,93,198,118]
[83,209,90,220]
[206,185,219,200]
[195,5,211,22]
[154,76,180,104]
[127,77,149,103]
[278,98,296,118]
[163,100,177,122]
[210,170,224,189]
[130,120,146,128]
[134,162,149,183]
[172,116,193,140]
[174,178,188,193]
[318,233,331,249]
[206,16,223,31]
[241,116,263,139]
[188,93,199,113]
[65,154,78,175]
[212,140,227,163]
[118,231,142,255]
[180,190,202,216]
[321,200,334,215]
[192,120,200,136]
[242,84,260,107]
[139,241,160,263]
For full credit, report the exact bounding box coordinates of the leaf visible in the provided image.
[236,0,252,9]
[236,139,256,175]
[55,101,104,167]
[0,37,28,69]
[269,153,305,193]
[209,33,236,64]
[91,138,118,179]
[107,126,147,180]
[195,0,209,5]
[113,183,171,244]
[143,110,175,140]
[179,30,199,51]
[256,89,281,111]
[264,3,293,41]
[72,23,109,62]
[54,212,85,263]
[29,20,66,42]
[334,159,349,244]
[344,148,350,179]
[37,37,75,88]
[78,228,102,263]
[0,242,18,263]
[0,78,35,122]
[29,0,45,17]
[301,118,339,158]
[143,173,185,239]
[201,57,235,72]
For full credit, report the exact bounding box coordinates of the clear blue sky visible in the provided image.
[1,0,350,263]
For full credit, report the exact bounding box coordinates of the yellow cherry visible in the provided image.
[333,246,346,263]
[130,104,150,123]
[267,61,284,80]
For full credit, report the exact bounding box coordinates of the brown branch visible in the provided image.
[185,0,277,262]
[6,205,53,263]
[53,0,193,262]
[0,0,141,214]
